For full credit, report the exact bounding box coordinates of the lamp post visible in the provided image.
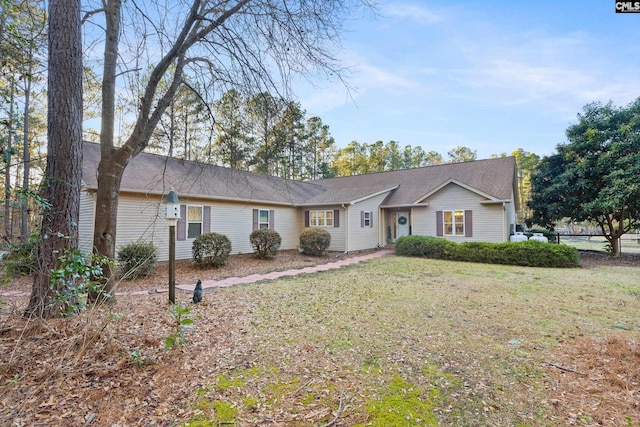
[164,190,181,304]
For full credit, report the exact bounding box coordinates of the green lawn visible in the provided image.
[184,255,640,426]
[3,255,639,426]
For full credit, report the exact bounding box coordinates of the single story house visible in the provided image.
[79,142,520,261]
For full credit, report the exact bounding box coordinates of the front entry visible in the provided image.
[396,212,410,238]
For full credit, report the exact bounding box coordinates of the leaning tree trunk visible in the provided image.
[87,0,122,304]
[24,0,82,318]
[88,146,132,304]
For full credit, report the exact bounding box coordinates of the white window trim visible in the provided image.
[258,209,270,229]
[310,210,334,227]
[443,210,465,236]
[187,205,203,239]
[363,211,372,227]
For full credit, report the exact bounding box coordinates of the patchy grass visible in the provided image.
[1,255,639,426]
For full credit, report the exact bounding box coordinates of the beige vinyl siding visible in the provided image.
[79,191,171,260]
[348,191,391,251]
[115,194,170,259]
[78,190,96,255]
[413,183,506,243]
[81,193,302,262]
[208,201,299,254]
[269,207,299,251]
[300,206,346,252]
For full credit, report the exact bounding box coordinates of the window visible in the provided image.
[443,210,464,236]
[258,209,270,229]
[310,210,334,227]
[363,211,372,227]
[253,209,274,230]
[187,205,203,238]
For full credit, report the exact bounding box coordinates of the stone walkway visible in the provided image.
[1,249,394,298]
[169,249,393,296]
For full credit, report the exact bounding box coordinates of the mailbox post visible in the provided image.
[164,191,181,304]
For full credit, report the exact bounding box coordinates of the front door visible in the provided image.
[397,212,409,238]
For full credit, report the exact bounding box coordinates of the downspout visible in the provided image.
[502,202,507,242]
[342,203,349,253]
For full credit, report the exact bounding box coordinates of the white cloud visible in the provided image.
[381,3,442,25]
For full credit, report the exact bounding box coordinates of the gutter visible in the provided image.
[83,186,299,208]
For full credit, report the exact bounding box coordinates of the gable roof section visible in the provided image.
[82,142,516,207]
[415,178,509,205]
[311,157,517,207]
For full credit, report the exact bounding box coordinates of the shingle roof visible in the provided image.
[313,157,517,206]
[82,142,326,205]
[82,142,516,206]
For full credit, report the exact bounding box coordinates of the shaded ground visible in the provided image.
[0,249,639,426]
[578,250,640,268]
[547,337,640,426]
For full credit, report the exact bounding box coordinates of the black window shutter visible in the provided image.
[304,210,310,227]
[203,206,211,234]
[252,209,258,231]
[333,209,340,228]
[465,210,473,237]
[269,210,275,228]
[436,211,443,237]
[177,205,187,241]
[360,210,365,228]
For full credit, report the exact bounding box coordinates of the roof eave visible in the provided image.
[480,199,512,205]
[380,203,429,208]
[83,186,298,207]
[350,186,399,204]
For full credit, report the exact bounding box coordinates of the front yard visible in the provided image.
[1,252,639,426]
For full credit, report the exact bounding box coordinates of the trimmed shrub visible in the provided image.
[117,241,158,280]
[250,228,282,259]
[299,227,331,256]
[192,232,232,268]
[395,235,579,268]
[394,235,456,259]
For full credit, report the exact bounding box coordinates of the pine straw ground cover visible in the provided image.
[1,250,639,426]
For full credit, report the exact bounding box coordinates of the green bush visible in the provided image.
[117,241,158,280]
[192,232,232,268]
[394,235,457,259]
[250,228,282,259]
[395,235,579,268]
[299,227,331,256]
[52,248,113,316]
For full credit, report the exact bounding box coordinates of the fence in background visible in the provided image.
[555,233,640,255]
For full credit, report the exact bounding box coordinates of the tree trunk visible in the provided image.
[88,146,131,303]
[4,78,15,242]
[21,51,33,241]
[600,218,622,257]
[87,0,122,304]
[25,0,82,318]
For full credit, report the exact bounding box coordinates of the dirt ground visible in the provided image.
[1,249,639,426]
[2,249,375,295]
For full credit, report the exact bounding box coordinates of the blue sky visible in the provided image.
[295,1,640,160]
